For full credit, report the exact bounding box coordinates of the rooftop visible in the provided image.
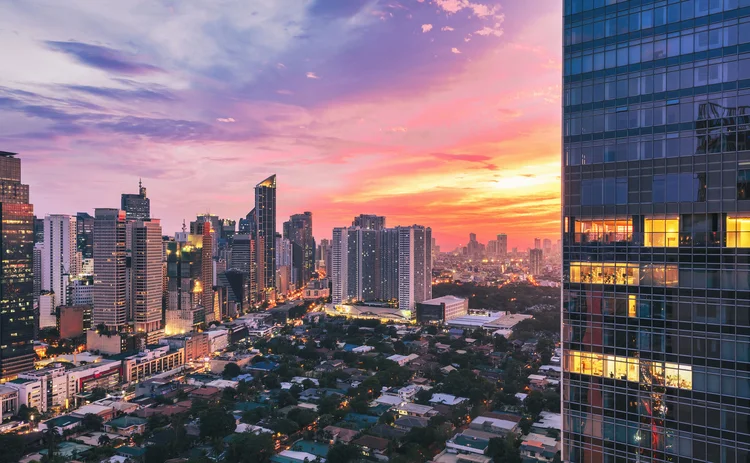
[420,295,466,305]
[106,416,147,428]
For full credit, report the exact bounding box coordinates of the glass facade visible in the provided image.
[563,0,750,462]
[0,153,35,379]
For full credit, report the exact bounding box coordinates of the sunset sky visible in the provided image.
[0,0,562,250]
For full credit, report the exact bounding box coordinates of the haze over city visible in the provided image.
[0,0,562,249]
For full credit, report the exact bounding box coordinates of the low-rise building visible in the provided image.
[468,416,518,436]
[104,416,148,436]
[122,346,185,384]
[0,386,18,422]
[430,394,468,408]
[6,378,44,413]
[521,433,560,463]
[445,433,490,455]
[19,363,69,411]
[206,329,228,353]
[416,295,468,323]
[159,332,209,363]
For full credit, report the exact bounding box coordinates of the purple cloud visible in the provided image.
[65,85,177,102]
[45,41,162,75]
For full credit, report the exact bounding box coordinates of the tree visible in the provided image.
[89,387,107,401]
[519,416,533,435]
[276,390,298,408]
[415,389,433,405]
[0,434,25,463]
[225,432,275,463]
[82,413,104,431]
[199,408,236,440]
[486,434,521,463]
[287,408,318,428]
[42,427,60,461]
[326,444,361,463]
[145,444,170,463]
[525,391,545,418]
[269,418,299,436]
[98,434,112,446]
[223,362,241,379]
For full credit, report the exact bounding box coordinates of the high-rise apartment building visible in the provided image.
[352,214,386,230]
[497,233,508,257]
[397,225,432,311]
[283,212,315,286]
[534,237,541,249]
[92,208,127,329]
[128,219,163,337]
[332,224,431,313]
[316,238,332,275]
[41,214,79,307]
[121,179,150,220]
[529,248,543,276]
[0,152,36,379]
[255,175,276,293]
[543,238,552,256]
[276,234,293,294]
[563,1,750,461]
[331,227,378,303]
[200,225,214,314]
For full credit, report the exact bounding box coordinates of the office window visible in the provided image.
[644,218,679,247]
[739,169,750,200]
[727,216,750,248]
[574,219,633,243]
[653,173,706,202]
[581,178,628,206]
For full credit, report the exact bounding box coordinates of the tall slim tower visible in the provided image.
[121,179,150,221]
[0,152,35,379]
[41,214,79,307]
[283,212,314,286]
[562,2,748,462]
[76,212,95,259]
[496,233,507,258]
[201,224,214,314]
[397,225,432,312]
[92,209,127,329]
[255,175,276,294]
[128,219,163,336]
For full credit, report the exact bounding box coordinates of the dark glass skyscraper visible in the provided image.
[563,1,750,462]
[255,175,276,293]
[0,152,35,379]
[283,212,315,286]
[121,179,150,220]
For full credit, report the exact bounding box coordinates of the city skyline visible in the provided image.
[0,1,562,249]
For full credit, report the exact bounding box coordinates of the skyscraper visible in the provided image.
[76,212,95,259]
[352,214,386,230]
[397,225,432,312]
[0,152,35,379]
[201,224,214,314]
[542,238,552,256]
[562,2,750,462]
[316,238,332,275]
[92,208,127,329]
[276,234,293,294]
[331,227,377,303]
[534,237,541,249]
[120,179,150,220]
[255,175,276,293]
[41,214,79,307]
[529,248,543,276]
[283,212,315,286]
[128,219,163,339]
[497,233,508,258]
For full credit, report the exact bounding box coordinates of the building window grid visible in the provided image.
[563,2,750,462]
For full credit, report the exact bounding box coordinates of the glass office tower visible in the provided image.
[563,1,750,462]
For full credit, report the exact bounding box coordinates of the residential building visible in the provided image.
[529,248,543,276]
[331,226,378,303]
[19,364,69,411]
[521,434,560,463]
[104,416,147,436]
[352,214,386,230]
[93,208,127,329]
[41,214,79,307]
[255,175,276,293]
[283,211,315,286]
[396,225,432,311]
[159,332,209,363]
[275,234,293,294]
[496,233,508,257]
[120,179,150,220]
[0,152,36,379]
